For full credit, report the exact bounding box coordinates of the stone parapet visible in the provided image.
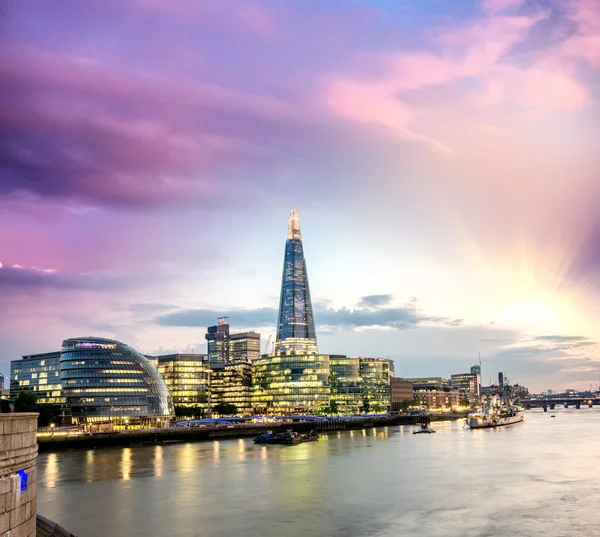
[0,413,38,537]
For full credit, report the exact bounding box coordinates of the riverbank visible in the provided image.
[37,414,469,452]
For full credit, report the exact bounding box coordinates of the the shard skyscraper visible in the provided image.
[275,208,318,354]
[252,208,329,414]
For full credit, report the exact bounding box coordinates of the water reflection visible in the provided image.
[154,445,163,477]
[36,412,600,537]
[121,448,131,481]
[45,452,58,488]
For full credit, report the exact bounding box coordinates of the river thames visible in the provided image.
[37,410,600,537]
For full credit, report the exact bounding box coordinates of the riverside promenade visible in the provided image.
[37,414,446,452]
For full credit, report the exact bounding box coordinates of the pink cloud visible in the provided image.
[561,0,600,67]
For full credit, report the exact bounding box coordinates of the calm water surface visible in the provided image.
[37,410,600,537]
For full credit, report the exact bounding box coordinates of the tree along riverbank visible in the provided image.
[37,414,467,453]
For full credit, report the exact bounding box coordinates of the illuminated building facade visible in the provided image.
[412,385,459,409]
[358,358,393,412]
[253,209,330,414]
[450,372,480,404]
[275,208,317,354]
[252,353,330,414]
[329,355,363,414]
[10,352,66,406]
[60,337,173,426]
[206,317,230,367]
[156,354,210,411]
[211,361,253,414]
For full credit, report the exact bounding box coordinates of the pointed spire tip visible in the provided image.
[287,208,302,240]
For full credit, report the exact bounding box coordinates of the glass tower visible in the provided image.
[275,208,318,354]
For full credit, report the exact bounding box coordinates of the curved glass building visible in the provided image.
[60,337,173,427]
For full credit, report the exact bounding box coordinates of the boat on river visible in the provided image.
[467,397,524,429]
[254,429,320,445]
[413,423,436,434]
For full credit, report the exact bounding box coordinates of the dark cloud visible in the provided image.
[155,303,460,331]
[358,294,394,308]
[156,307,278,328]
[0,265,137,291]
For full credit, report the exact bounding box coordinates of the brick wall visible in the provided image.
[0,413,38,537]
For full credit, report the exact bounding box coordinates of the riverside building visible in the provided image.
[329,355,363,414]
[155,354,211,412]
[252,209,330,414]
[358,358,393,412]
[450,372,480,405]
[10,351,67,407]
[60,337,173,427]
[211,361,253,414]
[390,377,414,411]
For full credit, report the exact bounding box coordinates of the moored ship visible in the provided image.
[467,396,524,429]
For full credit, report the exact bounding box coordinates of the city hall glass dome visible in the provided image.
[60,337,173,425]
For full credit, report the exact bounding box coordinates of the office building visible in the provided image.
[230,331,261,363]
[470,364,481,375]
[275,208,317,354]
[0,372,4,390]
[412,385,459,409]
[10,352,66,406]
[450,372,480,404]
[206,318,261,365]
[253,209,330,414]
[206,317,230,367]
[390,378,414,411]
[211,361,253,414]
[329,355,362,414]
[156,354,210,412]
[60,337,173,427]
[359,357,393,412]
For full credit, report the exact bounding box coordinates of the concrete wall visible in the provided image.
[0,413,38,537]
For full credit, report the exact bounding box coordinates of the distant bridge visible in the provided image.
[521,398,600,410]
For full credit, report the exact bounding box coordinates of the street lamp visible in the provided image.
[50,423,55,437]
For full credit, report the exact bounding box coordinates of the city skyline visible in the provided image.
[1,0,600,392]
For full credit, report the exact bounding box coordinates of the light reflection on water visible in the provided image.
[37,411,600,537]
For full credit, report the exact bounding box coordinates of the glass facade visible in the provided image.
[252,353,330,414]
[156,354,210,411]
[211,361,253,414]
[205,317,230,367]
[450,373,481,404]
[10,352,66,406]
[329,356,363,414]
[359,358,393,412]
[60,337,173,425]
[230,332,261,363]
[275,208,317,354]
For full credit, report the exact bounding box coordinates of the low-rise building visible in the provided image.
[412,385,459,410]
[390,377,414,411]
[10,351,66,406]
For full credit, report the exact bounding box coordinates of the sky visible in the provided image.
[1,0,599,392]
